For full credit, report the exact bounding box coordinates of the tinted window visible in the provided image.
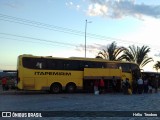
[118,63,131,72]
[47,59,58,70]
[106,63,118,69]
[22,57,46,69]
[47,59,81,70]
[70,60,80,70]
[23,57,108,70]
[46,59,65,70]
[83,61,106,68]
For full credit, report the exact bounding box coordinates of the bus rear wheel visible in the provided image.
[66,83,76,93]
[50,83,62,94]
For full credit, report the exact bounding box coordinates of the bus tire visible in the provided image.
[66,83,76,93]
[50,83,62,94]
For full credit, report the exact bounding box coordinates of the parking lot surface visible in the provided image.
[0,88,160,120]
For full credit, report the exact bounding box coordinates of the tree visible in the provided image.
[154,61,160,72]
[118,45,153,68]
[96,41,127,60]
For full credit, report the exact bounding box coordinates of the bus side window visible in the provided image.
[67,60,79,70]
[22,57,38,69]
[119,63,131,73]
[46,59,56,70]
[35,58,46,69]
[79,61,84,70]
[107,63,118,69]
[64,63,70,70]
[97,62,105,68]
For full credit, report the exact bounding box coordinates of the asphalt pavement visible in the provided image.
[0,86,160,120]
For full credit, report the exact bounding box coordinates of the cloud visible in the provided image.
[5,3,20,9]
[76,5,80,10]
[87,0,160,19]
[70,2,73,5]
[3,1,22,9]
[66,1,81,10]
[120,16,160,49]
[75,43,106,53]
[154,53,160,57]
[87,3,108,16]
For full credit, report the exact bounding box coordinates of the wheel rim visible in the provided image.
[53,87,59,93]
[68,86,74,91]
[51,84,61,93]
[67,84,76,93]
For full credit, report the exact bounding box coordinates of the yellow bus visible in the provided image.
[17,54,141,93]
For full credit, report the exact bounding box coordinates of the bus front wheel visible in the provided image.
[66,83,76,93]
[50,83,62,94]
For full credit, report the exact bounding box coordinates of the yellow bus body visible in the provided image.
[17,55,141,92]
[84,68,122,79]
[18,68,83,90]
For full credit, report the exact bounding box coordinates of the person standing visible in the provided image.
[125,78,131,95]
[112,76,117,93]
[154,76,159,93]
[99,77,105,94]
[137,77,143,94]
[121,79,126,94]
[2,77,7,91]
[94,80,99,94]
[143,78,149,93]
[132,79,138,94]
[148,77,153,93]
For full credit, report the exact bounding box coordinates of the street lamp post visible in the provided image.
[85,19,91,58]
[85,20,87,58]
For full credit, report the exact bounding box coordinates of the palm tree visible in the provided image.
[118,45,153,68]
[96,41,127,60]
[154,61,160,72]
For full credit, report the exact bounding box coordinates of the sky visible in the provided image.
[1,0,160,71]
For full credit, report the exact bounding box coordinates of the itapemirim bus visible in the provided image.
[17,54,141,93]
